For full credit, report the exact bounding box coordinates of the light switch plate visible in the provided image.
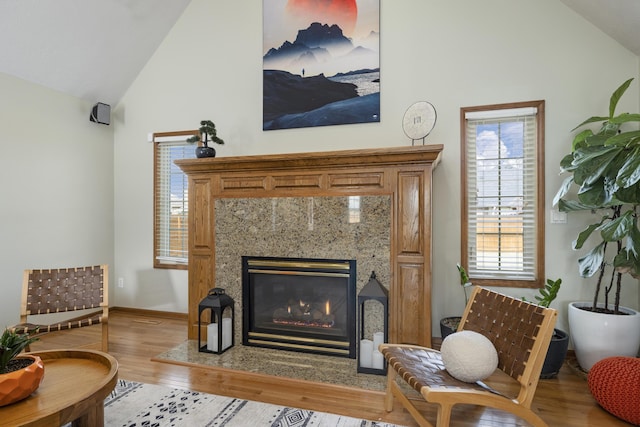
[550,209,568,224]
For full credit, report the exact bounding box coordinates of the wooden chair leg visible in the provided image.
[435,404,453,427]
[101,322,109,352]
[384,367,397,412]
[392,382,434,427]
[513,408,548,427]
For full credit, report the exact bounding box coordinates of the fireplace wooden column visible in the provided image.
[176,145,443,347]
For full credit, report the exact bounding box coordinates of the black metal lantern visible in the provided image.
[198,288,235,354]
[357,271,389,375]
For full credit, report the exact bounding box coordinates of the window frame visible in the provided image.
[153,130,199,270]
[460,100,545,288]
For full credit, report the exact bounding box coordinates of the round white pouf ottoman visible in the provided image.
[441,330,498,383]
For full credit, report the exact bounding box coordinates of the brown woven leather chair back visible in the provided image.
[24,265,106,315]
[14,264,109,352]
[459,286,548,384]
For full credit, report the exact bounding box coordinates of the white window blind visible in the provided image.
[154,133,197,267]
[464,107,539,281]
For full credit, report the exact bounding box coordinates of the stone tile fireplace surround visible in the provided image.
[176,145,443,350]
[219,196,390,354]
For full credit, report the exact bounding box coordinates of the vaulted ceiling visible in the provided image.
[0,0,638,108]
[559,0,640,59]
[0,0,191,106]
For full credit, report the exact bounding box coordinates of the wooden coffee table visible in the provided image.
[0,349,118,427]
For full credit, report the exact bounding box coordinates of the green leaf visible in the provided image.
[572,129,594,151]
[572,144,620,165]
[527,278,562,308]
[573,146,621,186]
[599,121,622,137]
[578,178,611,206]
[605,130,640,147]
[578,241,606,278]
[585,132,616,147]
[553,176,574,206]
[456,263,470,286]
[573,219,605,250]
[613,249,640,278]
[609,78,634,118]
[625,219,640,257]
[571,145,619,186]
[609,113,640,125]
[600,211,632,242]
[559,153,577,172]
[557,198,596,212]
[616,145,640,188]
[614,184,640,204]
[572,116,610,132]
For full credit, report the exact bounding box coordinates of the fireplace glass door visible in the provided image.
[242,256,356,358]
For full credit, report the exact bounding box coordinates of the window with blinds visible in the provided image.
[153,130,199,269]
[460,101,545,288]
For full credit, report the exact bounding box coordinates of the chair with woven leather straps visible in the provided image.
[12,265,109,352]
[379,286,557,427]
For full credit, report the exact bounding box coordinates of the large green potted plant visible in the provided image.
[553,78,640,371]
[0,328,43,406]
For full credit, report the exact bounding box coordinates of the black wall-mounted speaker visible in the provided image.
[90,102,110,125]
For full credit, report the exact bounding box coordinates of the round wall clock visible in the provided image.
[402,101,437,145]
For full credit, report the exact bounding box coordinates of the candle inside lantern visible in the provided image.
[360,339,374,368]
[373,331,384,351]
[206,323,218,352]
[222,317,232,350]
[372,350,384,369]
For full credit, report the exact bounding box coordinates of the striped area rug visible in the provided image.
[103,380,404,427]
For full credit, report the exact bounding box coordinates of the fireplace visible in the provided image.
[177,145,442,347]
[242,256,356,358]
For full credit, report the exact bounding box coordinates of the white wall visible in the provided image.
[110,0,638,335]
[0,73,114,327]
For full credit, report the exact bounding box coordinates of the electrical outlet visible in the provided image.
[118,277,124,288]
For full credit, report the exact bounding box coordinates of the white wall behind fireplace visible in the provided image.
[112,0,640,336]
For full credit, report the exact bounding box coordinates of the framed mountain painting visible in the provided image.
[263,0,380,130]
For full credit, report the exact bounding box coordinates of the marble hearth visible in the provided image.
[153,340,388,392]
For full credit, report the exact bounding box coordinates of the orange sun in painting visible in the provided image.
[286,0,358,36]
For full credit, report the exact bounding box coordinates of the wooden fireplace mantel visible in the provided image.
[176,144,443,347]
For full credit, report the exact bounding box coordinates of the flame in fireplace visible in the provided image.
[325,300,330,315]
[298,300,312,313]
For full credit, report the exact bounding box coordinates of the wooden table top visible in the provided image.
[0,349,118,427]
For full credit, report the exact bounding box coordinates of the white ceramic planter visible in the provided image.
[568,302,640,371]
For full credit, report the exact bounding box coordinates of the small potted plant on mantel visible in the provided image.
[554,77,640,371]
[0,328,44,406]
[439,264,473,339]
[187,120,225,158]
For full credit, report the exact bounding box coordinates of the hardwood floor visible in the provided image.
[26,309,630,427]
